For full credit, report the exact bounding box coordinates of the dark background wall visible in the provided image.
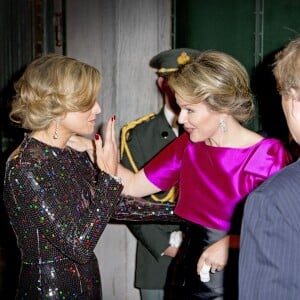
[174,0,300,140]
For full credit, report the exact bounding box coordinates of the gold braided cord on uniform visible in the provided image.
[120,113,156,163]
[120,113,178,203]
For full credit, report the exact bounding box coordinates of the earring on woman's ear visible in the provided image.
[219,117,227,133]
[53,120,59,139]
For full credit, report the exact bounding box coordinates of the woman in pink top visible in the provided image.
[116,51,291,299]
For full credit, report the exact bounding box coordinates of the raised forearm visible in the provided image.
[117,164,160,197]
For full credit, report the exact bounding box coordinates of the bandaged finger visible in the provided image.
[199,262,211,282]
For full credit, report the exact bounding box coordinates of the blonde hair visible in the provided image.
[168,50,254,123]
[273,37,300,97]
[10,54,101,131]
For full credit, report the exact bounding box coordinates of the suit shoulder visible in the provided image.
[254,161,300,199]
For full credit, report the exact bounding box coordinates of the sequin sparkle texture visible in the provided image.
[3,135,123,299]
[3,135,179,299]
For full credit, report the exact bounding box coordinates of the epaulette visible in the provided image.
[120,112,178,203]
[120,112,156,160]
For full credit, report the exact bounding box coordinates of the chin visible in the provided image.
[189,134,201,143]
[85,127,95,135]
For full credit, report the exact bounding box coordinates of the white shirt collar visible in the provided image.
[164,106,179,137]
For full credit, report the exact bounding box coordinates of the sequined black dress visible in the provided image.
[3,135,124,299]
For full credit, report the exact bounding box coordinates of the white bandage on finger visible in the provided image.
[201,262,211,273]
[199,262,211,282]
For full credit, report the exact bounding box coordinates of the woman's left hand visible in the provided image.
[94,115,118,176]
[197,235,229,274]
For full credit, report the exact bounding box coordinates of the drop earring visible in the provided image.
[53,121,58,139]
[219,117,227,133]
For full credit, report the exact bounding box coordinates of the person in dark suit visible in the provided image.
[120,48,200,300]
[239,37,300,299]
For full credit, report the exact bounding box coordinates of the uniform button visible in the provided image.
[161,131,169,139]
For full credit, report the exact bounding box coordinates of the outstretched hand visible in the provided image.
[94,115,118,176]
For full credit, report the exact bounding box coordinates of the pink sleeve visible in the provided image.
[144,132,189,190]
[244,138,292,178]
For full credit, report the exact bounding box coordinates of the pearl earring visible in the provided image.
[53,121,58,139]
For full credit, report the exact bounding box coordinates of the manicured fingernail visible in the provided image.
[95,134,100,140]
[112,115,116,121]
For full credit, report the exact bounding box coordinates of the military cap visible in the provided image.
[149,48,201,76]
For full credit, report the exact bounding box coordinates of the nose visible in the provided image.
[93,101,101,114]
[177,110,185,124]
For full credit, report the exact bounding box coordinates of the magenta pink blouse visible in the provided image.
[144,132,291,231]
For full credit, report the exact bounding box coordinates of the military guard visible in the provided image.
[120,48,200,300]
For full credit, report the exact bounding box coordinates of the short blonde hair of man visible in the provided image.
[10,54,101,131]
[273,37,300,98]
[168,50,254,123]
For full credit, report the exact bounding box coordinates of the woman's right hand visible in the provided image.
[67,135,95,162]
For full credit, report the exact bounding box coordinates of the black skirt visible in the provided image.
[180,223,239,300]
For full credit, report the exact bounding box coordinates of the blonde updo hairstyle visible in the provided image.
[273,37,300,98]
[168,50,254,123]
[9,54,101,131]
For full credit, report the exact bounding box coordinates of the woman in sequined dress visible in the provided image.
[3,54,176,300]
[2,54,124,299]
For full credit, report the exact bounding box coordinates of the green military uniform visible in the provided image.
[121,109,180,292]
[120,48,201,299]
